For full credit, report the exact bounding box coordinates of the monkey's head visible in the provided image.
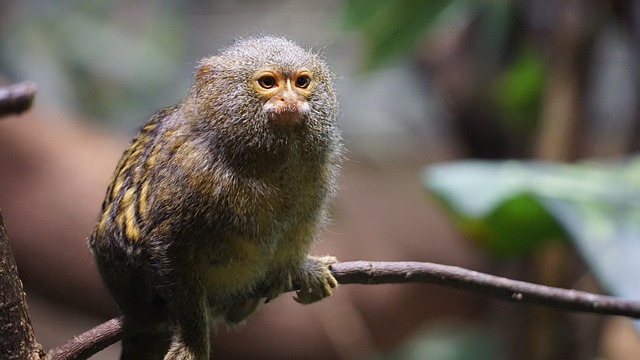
[186,36,338,151]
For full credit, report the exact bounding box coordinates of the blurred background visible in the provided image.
[2,0,640,359]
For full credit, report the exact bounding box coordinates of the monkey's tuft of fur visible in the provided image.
[89,36,342,360]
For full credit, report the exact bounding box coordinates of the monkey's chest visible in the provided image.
[197,221,314,299]
[196,177,323,298]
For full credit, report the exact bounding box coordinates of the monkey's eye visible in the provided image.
[257,76,277,89]
[295,75,311,89]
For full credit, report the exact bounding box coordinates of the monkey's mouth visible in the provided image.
[263,100,309,124]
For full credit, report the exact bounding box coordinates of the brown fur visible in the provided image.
[89,36,342,360]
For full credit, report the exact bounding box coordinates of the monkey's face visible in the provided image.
[190,36,338,153]
[251,68,313,125]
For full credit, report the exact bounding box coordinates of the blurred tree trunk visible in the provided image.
[0,208,45,360]
[531,1,603,360]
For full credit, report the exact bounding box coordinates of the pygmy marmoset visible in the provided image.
[89,36,343,360]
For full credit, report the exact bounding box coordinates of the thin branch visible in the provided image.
[48,305,167,360]
[48,260,640,360]
[332,261,640,317]
[0,81,37,117]
[48,317,126,360]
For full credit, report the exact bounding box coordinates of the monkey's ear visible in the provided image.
[195,56,223,84]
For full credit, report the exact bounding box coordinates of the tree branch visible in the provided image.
[48,306,167,360]
[0,209,45,359]
[48,317,126,360]
[0,81,37,117]
[332,261,640,317]
[0,82,42,359]
[49,260,640,360]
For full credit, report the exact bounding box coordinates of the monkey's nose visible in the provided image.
[277,90,298,104]
[265,90,307,124]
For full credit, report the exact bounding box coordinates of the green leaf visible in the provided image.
[492,46,546,131]
[423,158,640,305]
[485,193,566,257]
[341,0,458,69]
[341,0,519,70]
[424,161,568,257]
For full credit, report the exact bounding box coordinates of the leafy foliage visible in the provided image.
[423,158,640,302]
[341,0,455,69]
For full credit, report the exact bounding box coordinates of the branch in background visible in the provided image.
[49,260,640,360]
[0,81,37,117]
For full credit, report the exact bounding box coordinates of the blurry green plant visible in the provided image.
[343,0,640,301]
[347,0,637,355]
[341,0,454,70]
[342,0,546,156]
[1,2,187,127]
[493,46,545,134]
[341,0,514,69]
[423,157,640,302]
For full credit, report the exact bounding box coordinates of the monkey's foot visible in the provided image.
[164,340,207,360]
[293,255,338,304]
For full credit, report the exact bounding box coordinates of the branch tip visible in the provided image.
[0,81,37,117]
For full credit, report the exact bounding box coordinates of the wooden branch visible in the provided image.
[0,81,37,117]
[0,209,45,360]
[48,317,126,360]
[48,260,640,360]
[48,306,166,360]
[332,261,640,317]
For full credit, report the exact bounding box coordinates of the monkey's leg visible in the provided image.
[160,271,211,360]
[121,327,172,360]
[137,231,212,360]
[292,255,338,304]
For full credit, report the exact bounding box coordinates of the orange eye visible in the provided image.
[257,75,277,89]
[295,75,311,89]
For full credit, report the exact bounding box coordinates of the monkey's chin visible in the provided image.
[267,111,301,125]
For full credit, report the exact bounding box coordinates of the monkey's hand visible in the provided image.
[292,255,338,304]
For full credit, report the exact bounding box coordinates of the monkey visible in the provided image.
[88,36,343,360]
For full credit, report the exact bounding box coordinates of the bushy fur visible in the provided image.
[89,36,342,360]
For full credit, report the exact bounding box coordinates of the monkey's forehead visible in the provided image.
[218,36,327,73]
[223,36,309,56]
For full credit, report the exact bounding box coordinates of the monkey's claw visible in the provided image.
[294,255,338,304]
